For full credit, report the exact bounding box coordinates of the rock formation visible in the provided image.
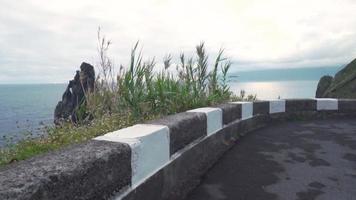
[316,58,356,98]
[54,62,95,124]
[315,75,333,98]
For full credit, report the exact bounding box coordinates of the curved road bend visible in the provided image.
[185,118,356,200]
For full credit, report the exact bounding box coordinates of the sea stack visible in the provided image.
[54,62,95,124]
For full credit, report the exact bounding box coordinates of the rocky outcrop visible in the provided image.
[54,62,95,124]
[315,75,333,98]
[316,58,356,98]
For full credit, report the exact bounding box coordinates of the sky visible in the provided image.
[0,0,355,84]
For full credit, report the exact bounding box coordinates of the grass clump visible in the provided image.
[0,30,255,167]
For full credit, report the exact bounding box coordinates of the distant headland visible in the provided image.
[316,58,356,98]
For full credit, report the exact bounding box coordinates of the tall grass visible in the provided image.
[0,30,255,167]
[85,33,235,121]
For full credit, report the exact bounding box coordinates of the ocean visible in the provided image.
[0,84,66,147]
[230,80,319,99]
[228,66,340,99]
[0,66,340,147]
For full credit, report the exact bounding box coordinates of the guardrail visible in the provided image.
[1,98,356,200]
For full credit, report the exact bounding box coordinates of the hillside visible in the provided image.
[316,58,356,98]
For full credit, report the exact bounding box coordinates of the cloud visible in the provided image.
[0,0,355,83]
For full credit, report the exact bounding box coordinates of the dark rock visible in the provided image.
[54,62,95,124]
[315,75,333,98]
[316,58,356,98]
[80,62,95,93]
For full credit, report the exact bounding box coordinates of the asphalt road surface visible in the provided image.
[185,118,356,200]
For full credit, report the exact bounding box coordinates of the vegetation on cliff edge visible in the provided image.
[0,30,255,167]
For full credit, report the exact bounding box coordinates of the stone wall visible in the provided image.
[1,98,356,200]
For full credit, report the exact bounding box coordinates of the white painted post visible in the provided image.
[268,99,286,113]
[94,124,170,186]
[187,107,223,136]
[315,98,338,110]
[230,102,253,120]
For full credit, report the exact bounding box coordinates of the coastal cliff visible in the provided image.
[316,58,356,98]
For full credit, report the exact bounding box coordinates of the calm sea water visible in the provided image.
[0,84,66,147]
[0,66,340,147]
[229,80,318,99]
[228,66,340,99]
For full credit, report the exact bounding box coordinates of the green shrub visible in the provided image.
[0,30,255,167]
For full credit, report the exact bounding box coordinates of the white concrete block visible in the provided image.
[268,99,286,113]
[315,98,338,110]
[187,107,223,135]
[230,102,253,120]
[94,124,170,186]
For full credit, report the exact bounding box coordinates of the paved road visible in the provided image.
[185,118,356,200]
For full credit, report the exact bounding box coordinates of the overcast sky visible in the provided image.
[0,0,355,84]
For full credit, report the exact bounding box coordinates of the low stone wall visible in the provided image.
[1,98,356,200]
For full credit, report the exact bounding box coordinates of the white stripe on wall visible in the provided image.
[230,102,253,120]
[268,99,286,114]
[187,107,223,135]
[94,124,170,186]
[315,98,338,110]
